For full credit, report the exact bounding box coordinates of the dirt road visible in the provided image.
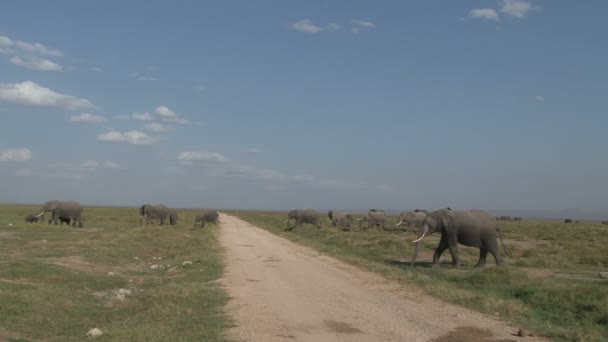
[220,214,544,342]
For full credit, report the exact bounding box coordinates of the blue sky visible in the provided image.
[1,1,607,211]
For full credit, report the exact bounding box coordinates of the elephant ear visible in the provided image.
[439,209,455,229]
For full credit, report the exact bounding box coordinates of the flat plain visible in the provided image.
[0,204,229,342]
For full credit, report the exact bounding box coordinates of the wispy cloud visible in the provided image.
[0,34,63,56]
[130,72,157,81]
[193,85,206,92]
[92,67,103,73]
[144,122,171,132]
[70,113,106,124]
[131,112,154,121]
[97,130,158,145]
[0,81,96,110]
[178,151,230,163]
[0,148,32,162]
[500,0,537,18]
[351,19,375,33]
[291,19,324,33]
[246,148,261,153]
[535,95,544,102]
[469,8,500,21]
[156,105,189,124]
[10,56,63,71]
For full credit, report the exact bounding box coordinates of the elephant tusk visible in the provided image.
[394,220,403,227]
[356,218,363,221]
[36,211,45,217]
[412,232,426,243]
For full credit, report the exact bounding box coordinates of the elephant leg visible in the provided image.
[433,236,449,266]
[447,236,461,267]
[475,247,488,268]
[489,248,504,266]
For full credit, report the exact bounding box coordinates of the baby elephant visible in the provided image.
[194,210,220,228]
[25,213,41,223]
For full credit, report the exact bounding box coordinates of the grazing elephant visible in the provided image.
[285,209,322,231]
[37,200,83,226]
[194,210,220,228]
[410,208,507,268]
[139,204,170,225]
[25,214,40,223]
[169,209,179,225]
[328,210,353,230]
[601,220,608,225]
[394,210,428,233]
[357,209,386,230]
[564,218,573,223]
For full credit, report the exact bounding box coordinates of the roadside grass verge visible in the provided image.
[231,211,608,342]
[0,204,229,342]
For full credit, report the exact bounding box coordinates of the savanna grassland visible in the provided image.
[231,211,608,342]
[0,205,229,342]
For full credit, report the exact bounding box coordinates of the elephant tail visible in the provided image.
[497,228,510,257]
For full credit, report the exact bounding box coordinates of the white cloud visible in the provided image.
[535,95,544,102]
[15,168,32,177]
[500,0,536,18]
[70,113,106,124]
[0,35,63,56]
[326,23,341,31]
[469,8,500,21]
[103,161,120,168]
[92,67,103,72]
[0,81,96,110]
[155,105,189,124]
[194,85,206,92]
[10,56,63,72]
[246,148,261,153]
[97,130,158,145]
[131,112,154,121]
[130,72,157,81]
[178,151,229,163]
[81,160,99,169]
[144,122,170,132]
[0,148,32,161]
[351,19,375,33]
[291,19,324,33]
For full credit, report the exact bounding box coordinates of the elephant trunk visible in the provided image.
[410,225,429,267]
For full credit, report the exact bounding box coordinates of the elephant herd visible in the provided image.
[286,208,508,268]
[137,204,220,228]
[23,200,220,229]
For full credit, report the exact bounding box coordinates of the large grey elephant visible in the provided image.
[169,209,179,225]
[328,210,353,230]
[194,210,220,228]
[410,208,507,268]
[139,204,170,225]
[394,209,428,233]
[357,209,386,230]
[37,200,84,226]
[285,209,322,231]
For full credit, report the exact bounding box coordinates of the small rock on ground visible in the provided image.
[86,328,103,338]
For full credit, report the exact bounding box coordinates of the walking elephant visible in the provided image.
[357,209,386,230]
[410,208,507,268]
[37,200,84,227]
[194,210,220,228]
[285,209,322,231]
[394,209,428,233]
[139,204,170,225]
[328,210,353,230]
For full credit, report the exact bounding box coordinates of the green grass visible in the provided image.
[0,205,230,342]
[231,211,608,342]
